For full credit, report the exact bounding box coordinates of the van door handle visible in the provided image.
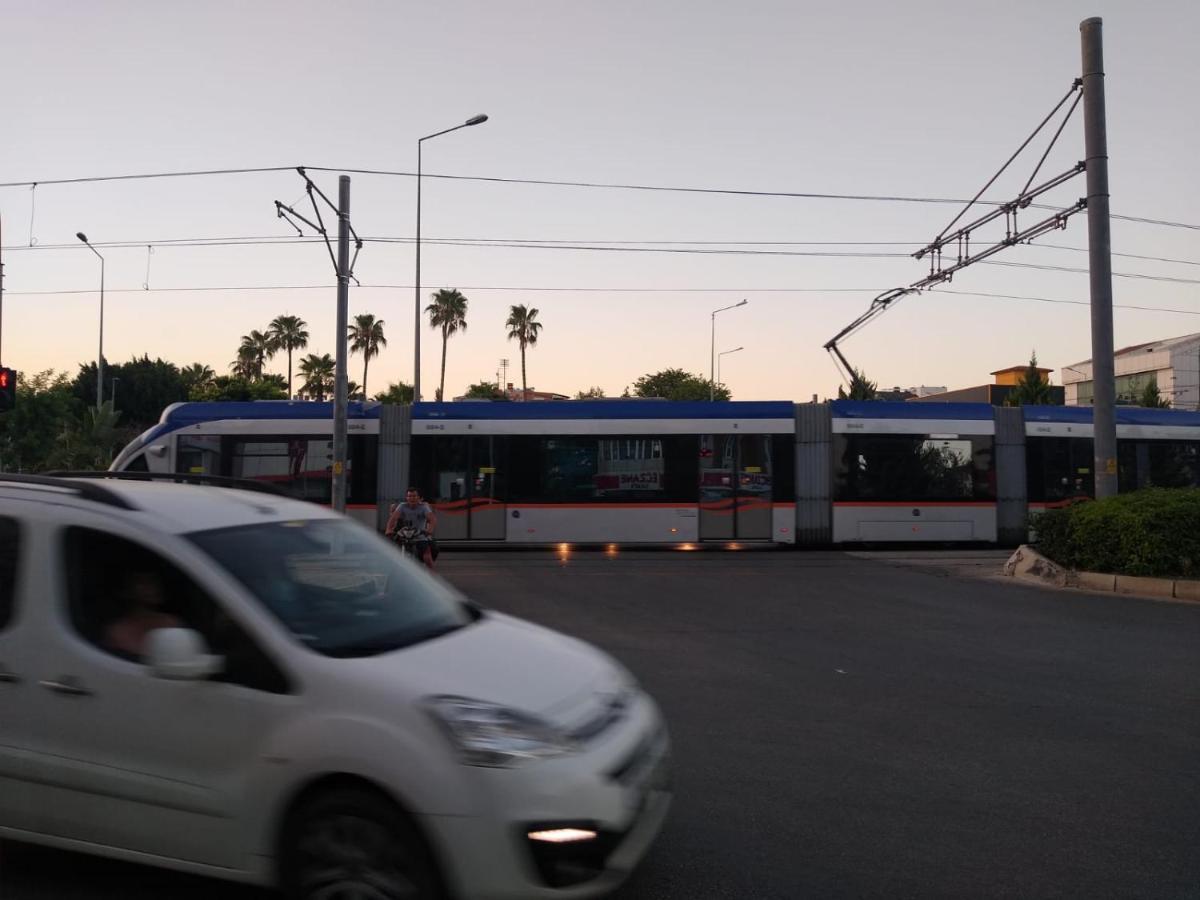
[39,676,92,697]
[0,665,20,684]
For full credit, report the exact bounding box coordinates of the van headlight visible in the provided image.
[425,696,580,767]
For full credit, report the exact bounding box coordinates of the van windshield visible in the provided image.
[189,519,472,658]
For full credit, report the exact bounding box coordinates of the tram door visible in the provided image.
[698,434,773,541]
[735,435,773,540]
[468,436,506,540]
[425,436,506,540]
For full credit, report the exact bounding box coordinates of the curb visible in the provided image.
[1003,545,1200,603]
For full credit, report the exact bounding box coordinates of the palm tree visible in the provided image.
[425,289,469,403]
[238,329,276,380]
[181,363,216,395]
[298,353,336,401]
[268,315,309,398]
[348,313,387,400]
[505,304,543,399]
[231,346,258,380]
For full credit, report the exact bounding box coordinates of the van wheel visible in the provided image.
[282,787,441,900]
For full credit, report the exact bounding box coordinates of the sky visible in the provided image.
[1,0,1198,402]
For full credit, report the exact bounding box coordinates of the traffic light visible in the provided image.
[0,368,15,411]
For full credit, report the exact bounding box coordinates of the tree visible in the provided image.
[425,289,469,403]
[231,346,259,380]
[575,386,607,399]
[0,370,84,472]
[181,363,216,395]
[238,329,276,380]
[837,367,878,401]
[298,353,335,400]
[1139,376,1171,408]
[505,304,543,399]
[462,381,504,400]
[72,356,187,432]
[374,382,414,404]
[348,313,387,400]
[190,375,287,402]
[268,315,309,398]
[631,368,730,401]
[1005,352,1055,406]
[53,400,124,470]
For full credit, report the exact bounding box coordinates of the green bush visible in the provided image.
[1033,488,1200,578]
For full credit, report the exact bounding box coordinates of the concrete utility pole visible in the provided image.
[332,175,351,513]
[1081,17,1118,498]
[0,213,5,361]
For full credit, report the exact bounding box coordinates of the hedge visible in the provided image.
[1033,488,1200,578]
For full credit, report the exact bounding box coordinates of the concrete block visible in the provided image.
[1173,579,1200,603]
[1004,545,1067,586]
[1114,575,1175,599]
[1075,571,1116,593]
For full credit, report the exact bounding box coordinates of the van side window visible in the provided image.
[62,528,292,694]
[0,518,20,631]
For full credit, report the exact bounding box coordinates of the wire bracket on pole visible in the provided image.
[28,183,38,247]
[823,79,1089,381]
[272,168,363,281]
[142,244,154,290]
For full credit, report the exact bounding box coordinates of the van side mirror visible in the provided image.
[144,628,224,680]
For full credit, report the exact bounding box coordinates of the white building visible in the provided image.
[1062,332,1200,408]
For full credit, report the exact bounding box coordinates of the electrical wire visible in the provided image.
[5,282,1198,317]
[2,163,1198,231]
[5,234,1200,269]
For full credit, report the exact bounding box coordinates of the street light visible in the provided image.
[415,113,488,403]
[710,299,747,401]
[717,346,743,390]
[76,232,105,410]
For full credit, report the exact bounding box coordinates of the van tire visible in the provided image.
[281,786,442,900]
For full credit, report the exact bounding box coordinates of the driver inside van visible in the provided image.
[104,570,182,659]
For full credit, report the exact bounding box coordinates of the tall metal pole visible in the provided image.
[97,255,105,411]
[332,175,351,513]
[1081,17,1118,498]
[709,312,716,402]
[414,142,423,403]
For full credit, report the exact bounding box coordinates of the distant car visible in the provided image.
[0,473,670,899]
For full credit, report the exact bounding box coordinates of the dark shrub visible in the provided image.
[1032,488,1200,578]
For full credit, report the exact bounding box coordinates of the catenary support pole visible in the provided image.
[332,175,351,513]
[1081,17,1118,498]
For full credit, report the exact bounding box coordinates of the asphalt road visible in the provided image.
[2,549,1198,899]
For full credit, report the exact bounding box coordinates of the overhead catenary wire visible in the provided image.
[5,234,1200,270]
[3,234,1200,281]
[0,164,1196,231]
[4,282,1198,317]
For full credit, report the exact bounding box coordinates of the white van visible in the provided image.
[0,474,670,899]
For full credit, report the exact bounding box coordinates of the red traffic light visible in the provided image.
[0,367,14,411]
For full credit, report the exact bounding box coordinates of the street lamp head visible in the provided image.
[76,232,89,244]
[465,114,489,126]
[737,299,748,307]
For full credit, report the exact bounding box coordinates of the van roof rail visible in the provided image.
[0,473,137,509]
[44,471,290,497]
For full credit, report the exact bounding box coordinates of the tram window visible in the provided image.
[834,434,995,502]
[771,435,795,500]
[1118,439,1200,491]
[348,435,378,504]
[1026,437,1094,503]
[176,434,222,476]
[507,435,698,503]
[229,438,338,503]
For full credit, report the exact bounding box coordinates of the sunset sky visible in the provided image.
[2,0,1198,401]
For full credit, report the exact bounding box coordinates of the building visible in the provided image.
[1062,332,1200,408]
[908,366,1064,406]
